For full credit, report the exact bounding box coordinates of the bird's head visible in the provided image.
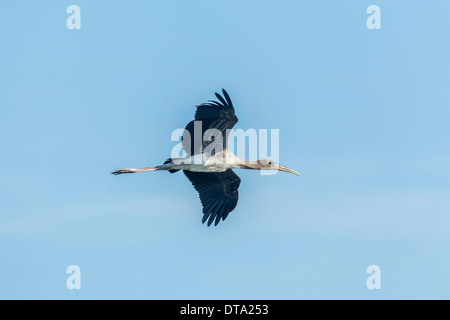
[256,159,300,176]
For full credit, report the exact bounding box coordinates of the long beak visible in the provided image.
[278,165,301,176]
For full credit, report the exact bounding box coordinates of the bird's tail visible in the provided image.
[163,158,180,174]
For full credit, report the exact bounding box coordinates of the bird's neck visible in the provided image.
[213,150,261,170]
[239,160,261,170]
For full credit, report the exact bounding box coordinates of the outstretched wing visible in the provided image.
[182,89,238,156]
[183,169,241,226]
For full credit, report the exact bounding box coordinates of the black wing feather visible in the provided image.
[221,89,234,109]
[184,170,241,226]
[215,92,228,106]
[182,89,238,156]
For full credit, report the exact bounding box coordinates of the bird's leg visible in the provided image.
[111,166,162,175]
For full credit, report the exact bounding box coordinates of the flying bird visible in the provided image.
[112,89,300,226]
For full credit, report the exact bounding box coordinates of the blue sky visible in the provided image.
[0,0,449,299]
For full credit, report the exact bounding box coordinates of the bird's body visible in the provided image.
[112,89,300,226]
[170,150,244,172]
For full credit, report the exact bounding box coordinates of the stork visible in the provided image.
[112,89,300,226]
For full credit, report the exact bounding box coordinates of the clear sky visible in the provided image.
[0,1,449,299]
